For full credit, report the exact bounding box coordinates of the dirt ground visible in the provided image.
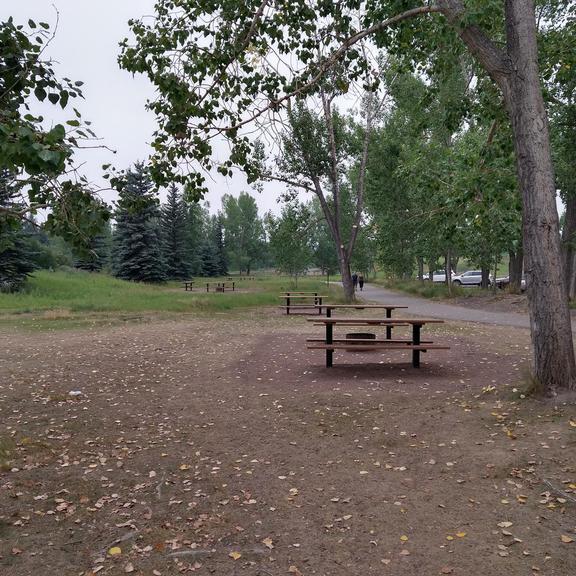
[452,292,530,314]
[1,310,575,576]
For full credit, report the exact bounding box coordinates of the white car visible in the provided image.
[423,270,455,283]
[452,270,491,286]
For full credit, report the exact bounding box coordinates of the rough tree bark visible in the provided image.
[439,0,575,393]
[509,247,523,293]
[561,193,576,299]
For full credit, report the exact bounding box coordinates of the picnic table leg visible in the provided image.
[206,283,209,293]
[326,322,333,368]
[412,324,421,368]
[233,282,235,291]
[318,296,323,315]
[286,296,290,315]
[386,308,393,340]
[326,308,332,318]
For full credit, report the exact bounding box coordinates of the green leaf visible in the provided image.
[34,87,47,102]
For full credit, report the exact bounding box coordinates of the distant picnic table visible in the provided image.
[205,281,235,292]
[307,316,448,368]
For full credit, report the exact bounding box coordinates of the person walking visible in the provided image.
[358,274,364,291]
[352,272,358,291]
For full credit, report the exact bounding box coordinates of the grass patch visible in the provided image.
[0,436,14,471]
[370,278,487,299]
[0,270,343,330]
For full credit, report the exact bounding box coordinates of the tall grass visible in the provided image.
[372,278,485,299]
[0,270,342,316]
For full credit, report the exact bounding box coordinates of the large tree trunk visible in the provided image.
[339,251,355,302]
[439,0,576,394]
[417,256,424,282]
[509,247,523,293]
[561,193,576,299]
[481,266,490,289]
[503,0,575,393]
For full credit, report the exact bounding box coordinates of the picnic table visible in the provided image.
[182,280,194,291]
[205,281,235,292]
[307,316,448,368]
[309,304,408,339]
[280,293,324,315]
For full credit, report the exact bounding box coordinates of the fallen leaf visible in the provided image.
[229,551,242,560]
[124,562,135,573]
[561,535,574,544]
[262,537,274,550]
[108,547,122,556]
[288,566,303,576]
[440,568,453,575]
[456,532,467,538]
[400,535,409,542]
[498,521,513,528]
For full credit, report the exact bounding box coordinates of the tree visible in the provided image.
[221,192,264,275]
[161,184,190,279]
[266,202,313,282]
[1,17,109,242]
[73,223,111,272]
[112,163,166,283]
[121,0,576,394]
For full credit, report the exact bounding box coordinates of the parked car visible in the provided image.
[496,275,527,291]
[452,270,492,286]
[423,270,455,283]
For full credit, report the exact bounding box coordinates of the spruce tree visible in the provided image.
[209,214,228,276]
[74,222,111,272]
[161,184,190,279]
[0,171,37,292]
[112,163,166,282]
[199,241,220,277]
[185,202,207,276]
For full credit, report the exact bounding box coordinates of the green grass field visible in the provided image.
[0,270,342,329]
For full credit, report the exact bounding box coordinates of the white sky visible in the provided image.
[1,1,287,215]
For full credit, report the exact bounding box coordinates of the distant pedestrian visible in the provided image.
[358,274,364,291]
[352,272,358,291]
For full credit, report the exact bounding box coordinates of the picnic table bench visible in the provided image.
[307,316,448,368]
[182,280,194,291]
[279,294,324,314]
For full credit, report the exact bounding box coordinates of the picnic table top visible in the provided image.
[280,291,319,294]
[307,316,444,325]
[311,304,408,309]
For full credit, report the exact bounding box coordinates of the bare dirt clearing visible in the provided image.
[1,311,575,576]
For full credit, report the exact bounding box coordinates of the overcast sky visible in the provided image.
[2,1,286,215]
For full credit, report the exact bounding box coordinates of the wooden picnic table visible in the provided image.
[311,304,409,338]
[307,316,447,368]
[182,280,194,291]
[279,294,324,315]
[205,281,235,292]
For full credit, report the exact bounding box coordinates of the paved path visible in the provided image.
[357,283,531,329]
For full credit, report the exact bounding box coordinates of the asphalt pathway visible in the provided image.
[357,283,531,329]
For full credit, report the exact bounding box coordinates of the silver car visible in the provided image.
[452,270,490,286]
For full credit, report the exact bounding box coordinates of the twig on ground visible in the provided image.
[544,479,576,504]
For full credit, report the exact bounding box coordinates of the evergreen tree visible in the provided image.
[185,202,207,276]
[161,184,190,279]
[74,222,111,272]
[208,214,228,276]
[199,241,220,277]
[0,171,37,292]
[112,163,166,282]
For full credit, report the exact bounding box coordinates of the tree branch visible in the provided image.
[437,0,512,97]
[219,5,441,136]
